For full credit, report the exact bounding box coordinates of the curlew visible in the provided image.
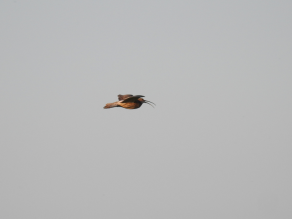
[104,94,155,109]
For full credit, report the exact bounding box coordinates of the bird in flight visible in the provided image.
[104,94,155,109]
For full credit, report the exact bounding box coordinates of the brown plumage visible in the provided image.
[118,94,133,101]
[104,94,155,110]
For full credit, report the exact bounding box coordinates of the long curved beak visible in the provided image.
[145,100,156,106]
[144,100,156,108]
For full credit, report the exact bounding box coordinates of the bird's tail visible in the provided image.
[104,102,119,109]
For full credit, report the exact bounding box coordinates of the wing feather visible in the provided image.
[118,94,133,101]
[121,95,145,103]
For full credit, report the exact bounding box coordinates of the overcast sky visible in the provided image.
[1,1,292,219]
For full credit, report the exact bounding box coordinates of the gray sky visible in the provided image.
[1,1,292,218]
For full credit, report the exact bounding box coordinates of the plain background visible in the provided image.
[1,1,291,218]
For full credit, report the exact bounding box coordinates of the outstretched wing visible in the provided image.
[118,94,133,101]
[121,95,145,103]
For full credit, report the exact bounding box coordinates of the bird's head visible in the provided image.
[138,98,156,108]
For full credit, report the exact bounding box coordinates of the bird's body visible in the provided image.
[104,94,155,110]
[119,101,143,109]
